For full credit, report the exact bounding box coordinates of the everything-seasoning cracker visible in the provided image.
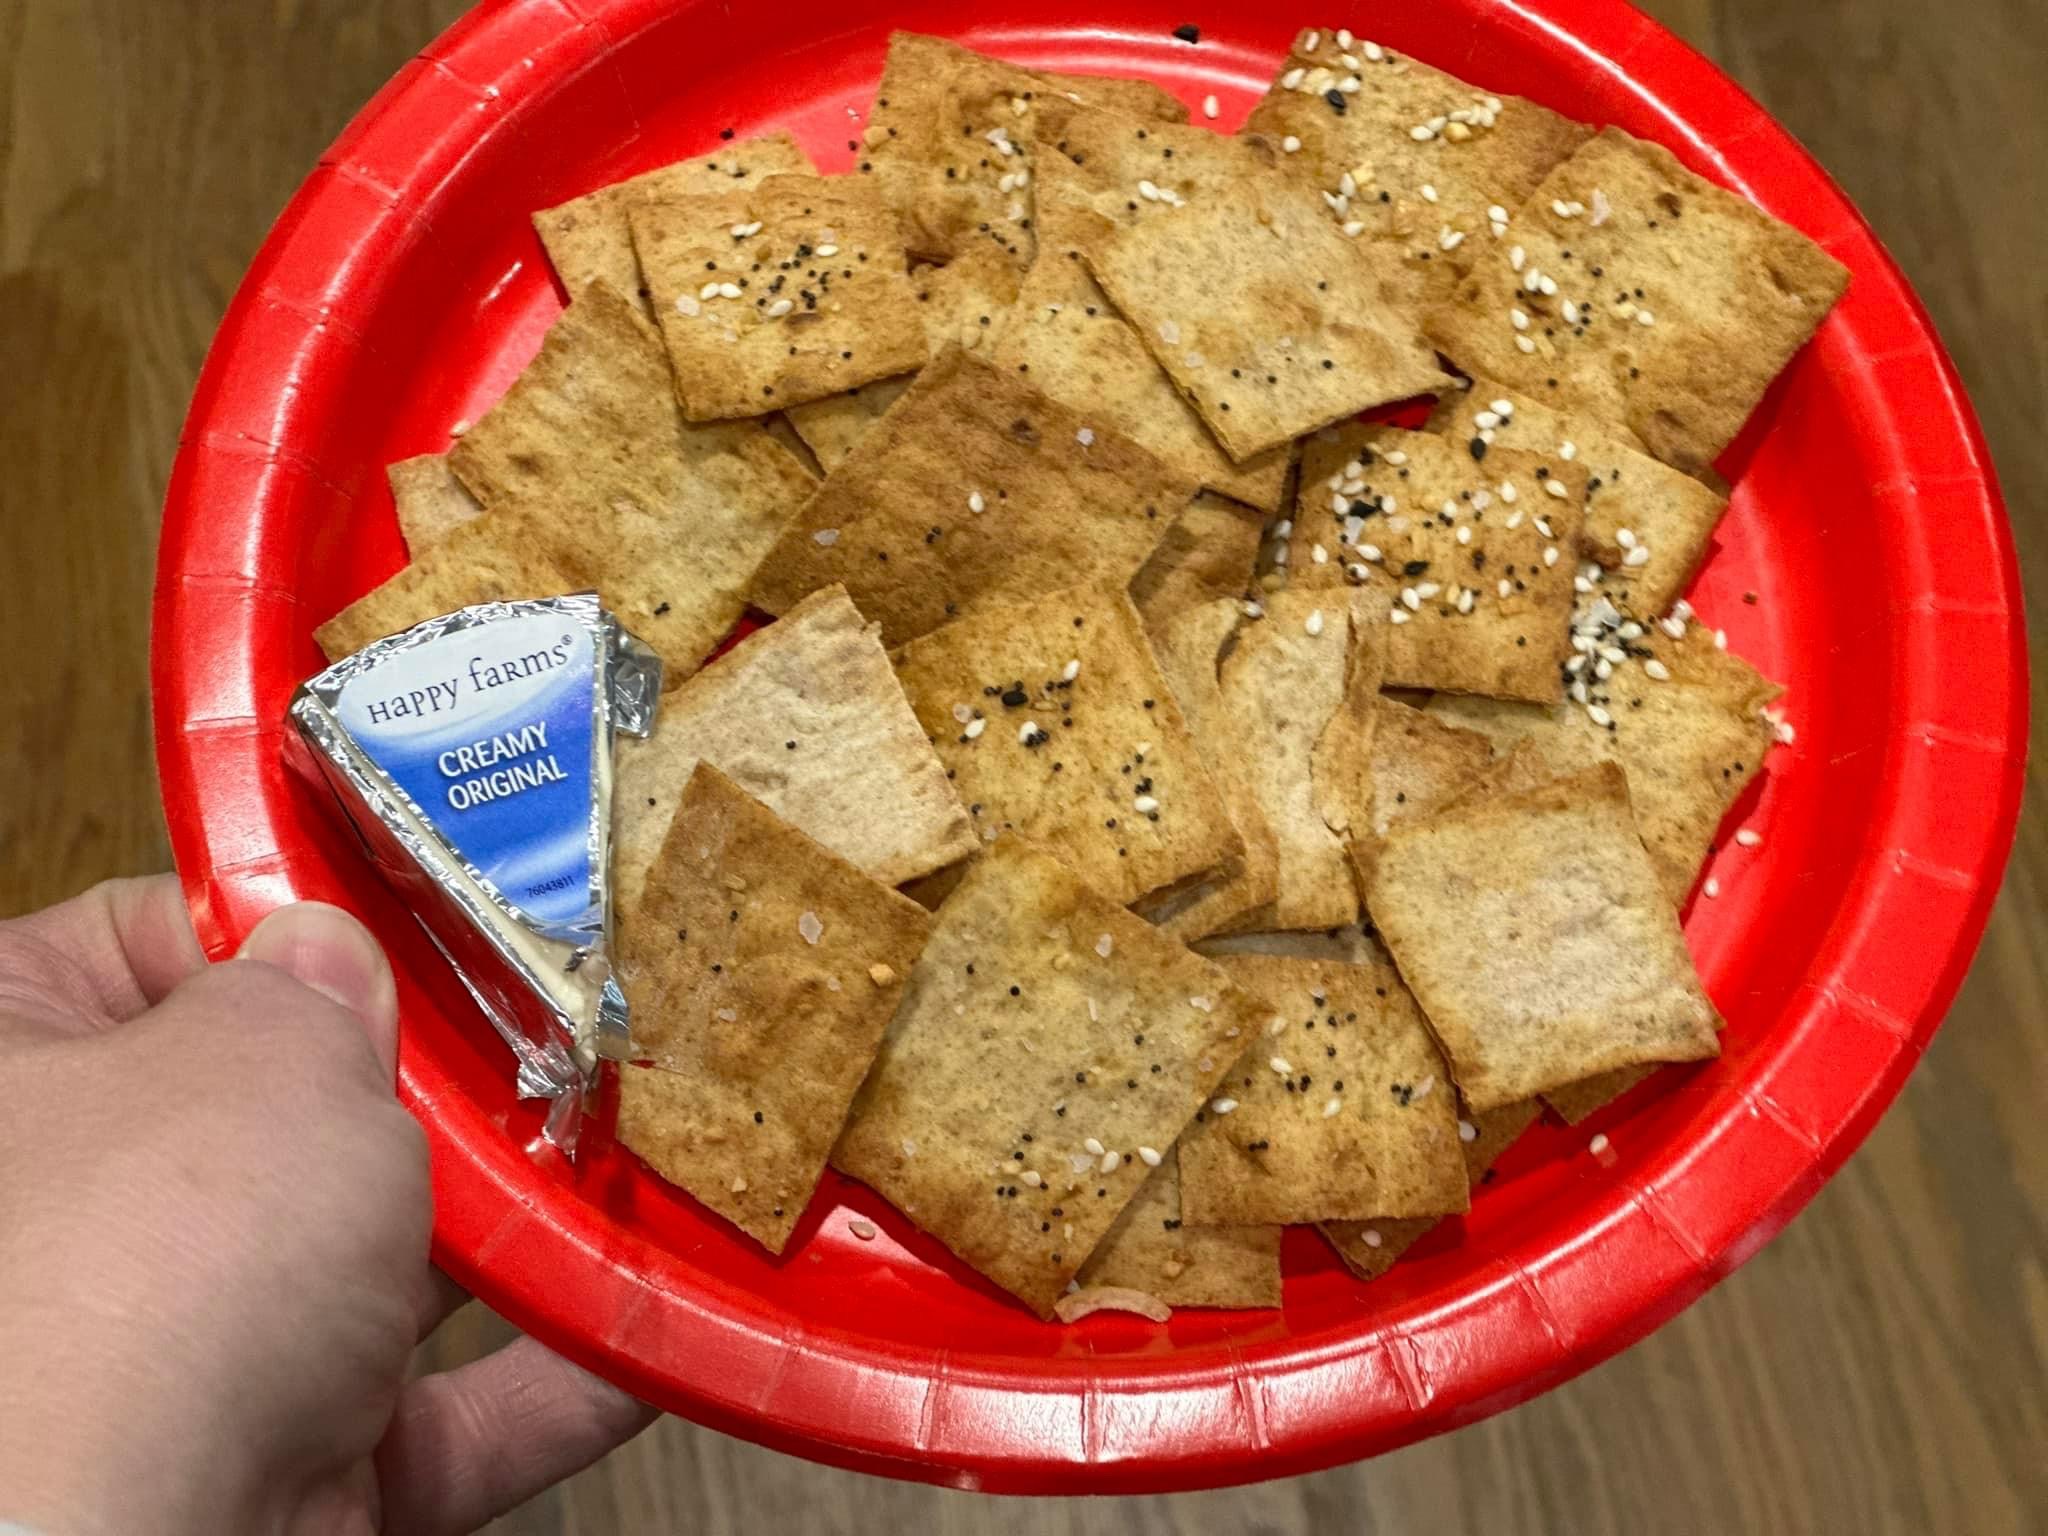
[890,581,1242,907]
[632,174,928,420]
[1131,492,1269,631]
[615,764,933,1253]
[1427,376,1727,618]
[748,347,1192,648]
[1293,425,1585,702]
[1073,1146,1282,1309]
[532,134,819,316]
[1179,949,1467,1225]
[1363,760,1722,1111]
[611,584,974,919]
[1426,126,1850,474]
[1427,617,1782,901]
[1320,1096,1541,1280]
[314,506,577,662]
[1086,178,1449,462]
[831,837,1272,1317]
[387,453,482,552]
[1212,589,1383,932]
[994,168,1292,510]
[435,281,815,681]
[1243,26,1590,305]
[783,245,1023,471]
[862,32,1187,270]
[1140,598,1281,939]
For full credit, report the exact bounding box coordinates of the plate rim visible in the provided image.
[149,0,2029,1492]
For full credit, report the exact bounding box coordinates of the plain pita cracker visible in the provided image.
[1179,949,1467,1225]
[1212,590,1383,931]
[831,837,1273,1317]
[1427,623,1781,901]
[632,175,928,420]
[1362,760,1721,1111]
[1320,1097,1542,1281]
[993,170,1291,509]
[1131,493,1269,629]
[748,347,1192,648]
[1086,179,1449,461]
[387,453,483,552]
[1243,28,1590,306]
[1293,426,1585,702]
[614,764,932,1253]
[1073,1147,1281,1309]
[1140,598,1280,938]
[612,584,973,918]
[783,246,1024,471]
[863,32,1186,269]
[1428,378,1726,617]
[1347,694,1497,889]
[314,506,577,661]
[441,282,815,681]
[532,134,819,315]
[1426,126,1850,474]
[889,582,1241,907]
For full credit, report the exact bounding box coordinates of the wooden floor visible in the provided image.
[2,1,2041,1530]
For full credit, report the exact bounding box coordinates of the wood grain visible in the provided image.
[0,2,2041,1532]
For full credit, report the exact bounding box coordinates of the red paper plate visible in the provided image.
[151,0,2026,1493]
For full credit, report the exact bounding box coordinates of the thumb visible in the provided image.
[237,902,400,1078]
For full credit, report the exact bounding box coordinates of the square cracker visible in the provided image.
[532,134,819,315]
[783,246,1024,472]
[1131,492,1268,629]
[1363,696,1495,839]
[1179,949,1468,1226]
[747,347,1192,648]
[612,584,974,920]
[831,837,1274,1317]
[1073,1148,1281,1310]
[889,581,1241,907]
[631,174,928,420]
[1139,598,1280,939]
[993,165,1291,510]
[1320,1097,1541,1281]
[864,32,1186,270]
[1426,126,1850,474]
[1362,760,1721,1111]
[1428,378,1727,618]
[1212,590,1383,932]
[1243,28,1589,305]
[1293,426,1585,702]
[441,282,815,681]
[1426,622,1780,901]
[387,454,483,552]
[1086,179,1449,462]
[314,504,577,661]
[614,764,933,1254]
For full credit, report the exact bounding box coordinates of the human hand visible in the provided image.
[0,878,655,1535]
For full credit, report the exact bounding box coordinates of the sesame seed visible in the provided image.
[815,242,839,257]
[1362,1228,1383,1249]
[1511,308,1530,332]
[1304,608,1325,636]
[1022,1170,1043,1187]
[1389,607,1410,624]
[1100,1150,1121,1173]
[968,490,985,513]
[848,1218,877,1240]
[717,282,742,299]
[699,280,722,300]
[1458,1119,1478,1143]
[1515,334,1537,354]
[1735,828,1763,849]
[1283,66,1306,90]
[963,717,987,740]
[1589,1133,1611,1155]
[765,298,793,318]
[1624,545,1653,567]
[1283,134,1302,153]
[1322,1097,1343,1118]
[1421,183,1439,203]
[1587,702,1613,727]
[1637,308,1657,326]
[729,220,761,238]
[1703,876,1722,898]
[1203,94,1220,119]
[1510,244,1527,271]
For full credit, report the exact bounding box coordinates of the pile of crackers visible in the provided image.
[318,28,1844,1321]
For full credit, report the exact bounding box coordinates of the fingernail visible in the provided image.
[238,901,398,1040]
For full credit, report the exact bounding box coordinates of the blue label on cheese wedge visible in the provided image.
[333,612,601,934]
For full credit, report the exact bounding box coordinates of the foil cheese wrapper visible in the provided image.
[286,594,659,1149]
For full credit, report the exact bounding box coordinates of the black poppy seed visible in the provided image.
[752,1111,763,1124]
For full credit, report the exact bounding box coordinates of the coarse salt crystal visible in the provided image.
[797,911,823,945]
